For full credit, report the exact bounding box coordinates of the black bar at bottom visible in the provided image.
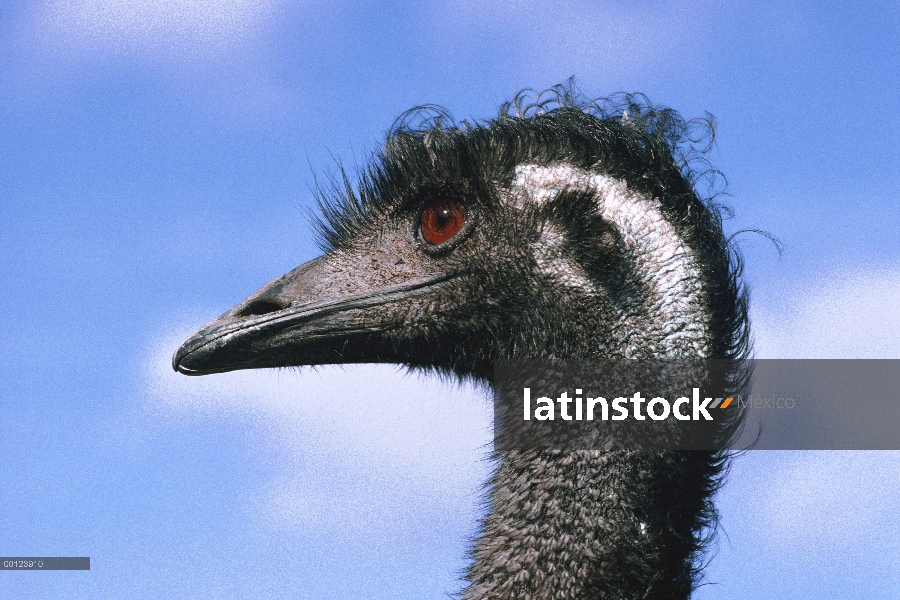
[1,557,90,570]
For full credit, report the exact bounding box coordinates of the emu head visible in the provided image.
[173,96,745,380]
[172,91,749,600]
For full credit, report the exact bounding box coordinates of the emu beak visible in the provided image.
[172,254,455,375]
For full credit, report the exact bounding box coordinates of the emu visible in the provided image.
[173,87,748,599]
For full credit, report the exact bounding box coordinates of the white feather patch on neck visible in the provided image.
[510,163,709,358]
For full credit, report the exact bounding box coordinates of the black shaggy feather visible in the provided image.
[311,85,750,599]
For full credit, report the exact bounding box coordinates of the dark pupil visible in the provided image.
[435,209,451,228]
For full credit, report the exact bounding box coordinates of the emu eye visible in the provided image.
[419,197,467,245]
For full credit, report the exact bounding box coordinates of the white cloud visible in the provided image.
[30,0,288,61]
[740,267,900,554]
[142,321,493,532]
[695,450,900,599]
[752,267,900,358]
[757,452,900,556]
[427,0,716,84]
[696,268,900,598]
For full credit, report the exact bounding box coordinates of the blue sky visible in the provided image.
[1,1,899,598]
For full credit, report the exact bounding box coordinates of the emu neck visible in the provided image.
[466,165,715,599]
[467,449,712,599]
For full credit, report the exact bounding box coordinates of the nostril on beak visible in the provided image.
[237,299,289,318]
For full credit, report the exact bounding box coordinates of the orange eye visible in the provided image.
[419,198,467,245]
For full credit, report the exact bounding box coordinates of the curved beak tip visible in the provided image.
[170,324,257,377]
[172,328,220,375]
[171,343,198,375]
